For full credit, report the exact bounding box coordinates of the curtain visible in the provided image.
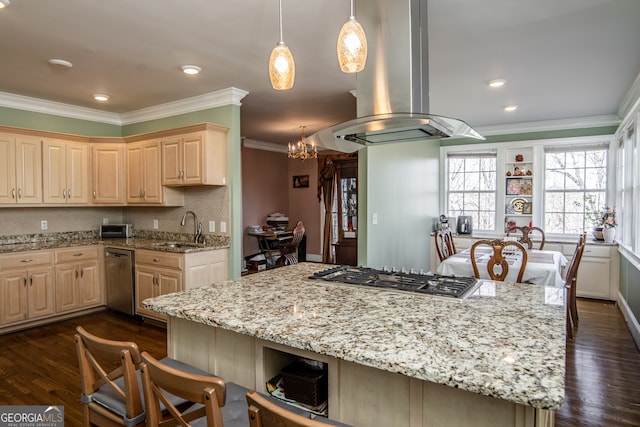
[318,156,337,263]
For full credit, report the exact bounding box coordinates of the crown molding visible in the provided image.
[476,114,621,137]
[618,72,640,122]
[242,138,288,153]
[0,91,122,125]
[0,87,249,126]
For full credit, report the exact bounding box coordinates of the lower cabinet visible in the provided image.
[54,246,102,313]
[0,251,55,325]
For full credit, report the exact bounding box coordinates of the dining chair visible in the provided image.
[434,228,457,262]
[470,239,528,283]
[276,221,306,267]
[507,225,546,250]
[565,232,587,339]
[75,326,146,427]
[140,351,252,427]
[246,390,352,427]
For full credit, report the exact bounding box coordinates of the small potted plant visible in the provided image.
[599,207,618,243]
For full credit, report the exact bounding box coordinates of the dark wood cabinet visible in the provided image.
[334,158,357,265]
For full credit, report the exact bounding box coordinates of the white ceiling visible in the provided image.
[0,0,638,145]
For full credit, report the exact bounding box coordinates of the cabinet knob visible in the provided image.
[23,276,27,287]
[11,188,16,199]
[17,188,22,199]
[20,258,33,263]
[68,188,72,198]
[93,191,96,199]
[153,258,160,262]
[73,253,84,257]
[63,189,67,198]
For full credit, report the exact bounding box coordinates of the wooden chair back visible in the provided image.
[507,225,546,250]
[140,351,226,427]
[276,221,306,267]
[565,232,587,338]
[470,239,528,283]
[434,228,457,262]
[74,326,145,427]
[247,390,341,427]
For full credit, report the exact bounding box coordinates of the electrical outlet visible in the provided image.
[153,219,158,229]
[102,218,109,225]
[372,213,378,224]
[209,221,216,232]
[220,221,226,233]
[41,220,48,230]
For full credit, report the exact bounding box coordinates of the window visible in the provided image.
[447,154,497,231]
[544,146,608,234]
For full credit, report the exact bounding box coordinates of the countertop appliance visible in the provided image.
[100,224,133,239]
[105,247,135,315]
[457,216,472,235]
[310,266,479,300]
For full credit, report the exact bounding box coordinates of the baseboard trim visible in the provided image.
[617,292,640,349]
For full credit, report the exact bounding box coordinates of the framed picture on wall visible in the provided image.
[293,175,309,188]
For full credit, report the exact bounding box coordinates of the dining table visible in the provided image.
[436,246,568,287]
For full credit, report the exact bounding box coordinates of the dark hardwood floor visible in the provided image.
[0,300,638,426]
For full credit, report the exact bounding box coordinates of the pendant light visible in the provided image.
[269,0,295,90]
[337,0,367,73]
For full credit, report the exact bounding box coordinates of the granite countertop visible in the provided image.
[143,262,566,410]
[0,236,229,254]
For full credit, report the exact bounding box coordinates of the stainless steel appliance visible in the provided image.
[100,224,133,239]
[105,247,135,315]
[457,216,473,234]
[310,266,479,300]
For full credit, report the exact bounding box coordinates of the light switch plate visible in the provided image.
[220,221,226,233]
[372,213,378,224]
[41,220,48,230]
[153,219,158,229]
[102,218,109,225]
[209,221,216,232]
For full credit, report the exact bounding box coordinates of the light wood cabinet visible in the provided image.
[161,129,227,186]
[54,246,101,313]
[42,139,90,204]
[0,134,42,205]
[126,140,183,205]
[92,143,125,204]
[0,251,55,325]
[135,249,228,321]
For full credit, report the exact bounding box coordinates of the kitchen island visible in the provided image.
[143,262,565,427]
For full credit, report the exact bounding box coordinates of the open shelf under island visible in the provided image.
[143,262,565,427]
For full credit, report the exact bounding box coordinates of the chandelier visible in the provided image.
[288,126,317,160]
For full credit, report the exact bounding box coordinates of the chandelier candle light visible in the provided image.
[288,126,317,160]
[269,0,295,90]
[337,0,368,73]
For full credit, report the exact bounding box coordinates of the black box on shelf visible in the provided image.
[280,362,327,407]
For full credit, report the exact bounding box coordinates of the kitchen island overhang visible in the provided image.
[143,262,566,426]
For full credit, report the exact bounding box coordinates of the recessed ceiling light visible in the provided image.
[181,65,202,75]
[48,58,73,69]
[93,94,109,102]
[488,79,506,88]
[504,105,518,112]
[0,0,10,9]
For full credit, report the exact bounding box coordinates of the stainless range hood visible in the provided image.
[307,0,484,153]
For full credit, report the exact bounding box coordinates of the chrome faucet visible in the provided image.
[180,211,202,243]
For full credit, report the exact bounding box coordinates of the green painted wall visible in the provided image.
[620,256,640,325]
[0,106,122,136]
[359,140,440,271]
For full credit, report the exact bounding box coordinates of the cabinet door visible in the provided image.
[92,143,125,204]
[142,141,162,203]
[161,137,183,185]
[55,263,79,312]
[28,266,55,319]
[42,140,67,204]
[0,135,17,204]
[78,260,101,307]
[135,266,157,318]
[66,142,89,204]
[0,271,28,324]
[126,143,144,203]
[577,257,611,299]
[16,137,43,204]
[182,134,204,185]
[158,269,182,296]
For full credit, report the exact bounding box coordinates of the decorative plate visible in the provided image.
[510,198,527,214]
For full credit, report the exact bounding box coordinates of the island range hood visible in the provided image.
[307,0,484,153]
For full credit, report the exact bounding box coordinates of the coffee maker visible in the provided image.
[456,216,473,234]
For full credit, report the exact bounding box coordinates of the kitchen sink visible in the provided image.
[153,242,203,249]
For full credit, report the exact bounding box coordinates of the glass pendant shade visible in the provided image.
[269,42,295,90]
[337,17,367,73]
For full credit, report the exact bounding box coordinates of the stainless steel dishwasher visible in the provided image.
[105,247,135,315]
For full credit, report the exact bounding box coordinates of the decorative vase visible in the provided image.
[603,227,615,243]
[592,226,603,241]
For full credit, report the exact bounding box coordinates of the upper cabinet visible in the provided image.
[0,134,42,205]
[42,139,90,204]
[126,139,183,206]
[91,143,125,205]
[161,127,227,186]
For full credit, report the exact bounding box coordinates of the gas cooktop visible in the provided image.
[309,266,480,300]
